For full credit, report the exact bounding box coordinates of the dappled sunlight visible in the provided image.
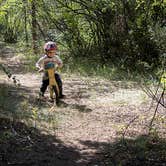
[88,89,148,107]
[79,135,166,166]
[1,42,165,165]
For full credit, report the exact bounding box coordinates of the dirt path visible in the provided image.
[0,44,165,166]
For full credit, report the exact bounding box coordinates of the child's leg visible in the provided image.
[40,79,49,96]
[54,73,63,97]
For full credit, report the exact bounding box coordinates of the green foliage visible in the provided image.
[0,0,24,42]
[107,135,166,166]
[62,56,142,81]
[0,0,165,71]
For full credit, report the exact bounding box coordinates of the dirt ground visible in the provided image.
[0,44,165,166]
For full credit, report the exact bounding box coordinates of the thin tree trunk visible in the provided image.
[23,0,28,44]
[36,21,46,40]
[31,0,38,54]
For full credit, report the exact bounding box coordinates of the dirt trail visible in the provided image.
[0,44,165,166]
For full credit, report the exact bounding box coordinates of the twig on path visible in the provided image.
[141,82,166,108]
[148,87,165,134]
[122,115,139,142]
[140,71,166,134]
[0,63,21,86]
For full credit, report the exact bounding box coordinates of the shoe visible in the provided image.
[39,92,48,101]
[49,98,54,103]
[59,94,66,99]
[39,92,44,97]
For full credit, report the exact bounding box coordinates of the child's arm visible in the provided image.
[54,55,63,68]
[36,57,44,72]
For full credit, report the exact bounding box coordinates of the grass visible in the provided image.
[61,56,163,85]
[0,82,60,134]
[107,135,166,166]
[17,47,139,81]
[9,42,162,85]
[63,56,127,80]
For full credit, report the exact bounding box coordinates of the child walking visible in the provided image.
[36,41,65,100]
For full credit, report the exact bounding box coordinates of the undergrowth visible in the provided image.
[0,83,59,134]
[4,40,161,84]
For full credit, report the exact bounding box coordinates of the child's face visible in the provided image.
[47,50,56,57]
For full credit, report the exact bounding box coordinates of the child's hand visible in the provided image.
[38,68,44,72]
[57,62,63,68]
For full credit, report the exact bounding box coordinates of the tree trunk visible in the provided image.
[31,0,38,54]
[23,0,28,45]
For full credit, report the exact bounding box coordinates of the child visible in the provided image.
[36,41,65,100]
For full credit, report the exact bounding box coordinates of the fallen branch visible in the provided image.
[149,87,165,133]
[122,115,139,141]
[0,63,21,86]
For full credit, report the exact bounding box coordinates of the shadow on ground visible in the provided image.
[0,117,165,166]
[58,100,92,113]
[0,82,37,118]
[0,77,165,165]
[0,117,87,166]
[0,81,92,120]
[80,135,166,166]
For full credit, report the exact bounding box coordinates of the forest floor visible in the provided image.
[0,43,165,166]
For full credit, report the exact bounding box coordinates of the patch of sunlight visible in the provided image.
[91,89,148,107]
[112,89,148,105]
[0,73,7,79]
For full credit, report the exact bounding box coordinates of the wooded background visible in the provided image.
[0,0,166,72]
[0,1,166,165]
